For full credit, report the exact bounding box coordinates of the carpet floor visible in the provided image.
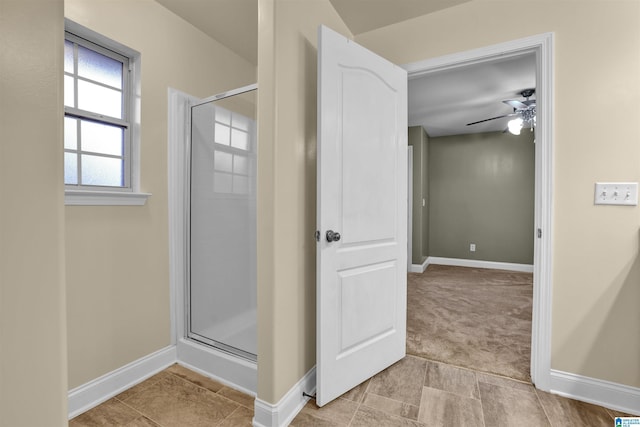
[407,264,533,382]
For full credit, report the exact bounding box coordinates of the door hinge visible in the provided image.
[537,228,542,238]
[315,230,320,242]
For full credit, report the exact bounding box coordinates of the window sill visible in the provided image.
[65,190,152,206]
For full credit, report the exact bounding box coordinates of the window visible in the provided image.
[63,21,148,205]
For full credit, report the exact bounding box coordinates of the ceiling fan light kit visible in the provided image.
[467,88,537,136]
[508,106,536,135]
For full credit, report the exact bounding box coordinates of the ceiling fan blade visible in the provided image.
[466,113,517,126]
[503,99,528,110]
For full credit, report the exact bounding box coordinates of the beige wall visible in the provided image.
[0,0,68,425]
[429,131,535,264]
[65,0,256,389]
[256,0,351,404]
[357,0,640,387]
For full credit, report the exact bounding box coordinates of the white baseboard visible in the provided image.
[68,346,177,419]
[428,256,534,273]
[550,369,640,415]
[410,258,430,273]
[253,366,316,427]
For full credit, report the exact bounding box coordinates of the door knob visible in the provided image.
[326,230,341,242]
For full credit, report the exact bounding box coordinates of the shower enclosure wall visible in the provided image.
[173,85,257,393]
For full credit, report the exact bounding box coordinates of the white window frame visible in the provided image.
[64,19,150,206]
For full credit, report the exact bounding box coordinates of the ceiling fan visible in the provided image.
[466,88,536,134]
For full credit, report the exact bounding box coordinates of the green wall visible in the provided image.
[428,131,535,264]
[408,126,429,264]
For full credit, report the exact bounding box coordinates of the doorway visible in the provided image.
[313,30,553,406]
[407,54,536,381]
[402,32,554,390]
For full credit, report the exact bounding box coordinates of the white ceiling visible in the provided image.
[409,54,536,137]
[154,0,535,137]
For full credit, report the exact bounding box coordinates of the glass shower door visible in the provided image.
[188,87,257,360]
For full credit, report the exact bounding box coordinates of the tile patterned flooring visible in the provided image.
[71,357,634,426]
[70,364,254,427]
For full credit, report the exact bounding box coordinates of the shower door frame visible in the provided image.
[185,83,258,362]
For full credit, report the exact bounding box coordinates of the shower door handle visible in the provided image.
[326,230,341,242]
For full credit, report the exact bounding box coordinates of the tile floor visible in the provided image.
[70,364,253,427]
[71,358,635,426]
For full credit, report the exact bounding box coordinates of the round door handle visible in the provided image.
[326,230,341,242]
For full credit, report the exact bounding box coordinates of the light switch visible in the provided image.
[594,182,638,206]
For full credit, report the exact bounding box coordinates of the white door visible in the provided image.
[317,25,408,407]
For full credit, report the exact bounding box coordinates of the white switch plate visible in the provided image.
[594,182,638,206]
[469,243,476,252]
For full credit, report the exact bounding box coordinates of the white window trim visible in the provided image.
[65,189,151,206]
[64,19,150,206]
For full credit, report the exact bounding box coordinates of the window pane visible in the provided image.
[231,128,249,150]
[78,80,122,118]
[64,40,74,73]
[77,45,123,89]
[81,154,123,186]
[64,153,78,185]
[81,121,123,156]
[64,117,78,150]
[214,123,230,145]
[214,172,232,193]
[234,155,248,175]
[214,151,233,173]
[233,175,249,194]
[64,75,75,108]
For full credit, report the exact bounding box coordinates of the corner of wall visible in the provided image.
[0,0,68,424]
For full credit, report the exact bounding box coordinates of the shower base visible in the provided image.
[176,338,257,395]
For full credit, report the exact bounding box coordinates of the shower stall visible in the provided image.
[172,84,258,393]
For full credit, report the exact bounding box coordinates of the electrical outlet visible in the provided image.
[594,182,638,206]
[470,243,476,252]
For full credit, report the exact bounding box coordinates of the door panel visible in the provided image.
[338,261,397,353]
[341,70,399,244]
[317,25,407,407]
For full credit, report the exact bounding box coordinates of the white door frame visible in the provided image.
[407,146,413,272]
[402,32,554,391]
